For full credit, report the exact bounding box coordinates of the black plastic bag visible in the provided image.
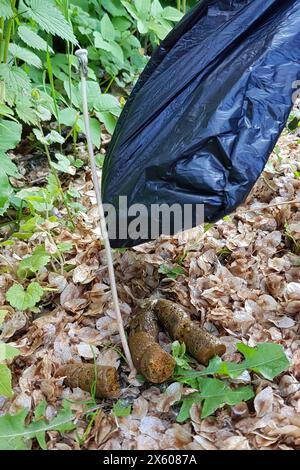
[102,0,300,248]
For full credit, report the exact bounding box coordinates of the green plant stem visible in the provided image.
[3,0,16,63]
[46,47,62,138]
[0,18,4,62]
[37,123,75,229]
[182,0,187,14]
[177,0,181,12]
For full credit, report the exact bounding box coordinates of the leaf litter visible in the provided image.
[0,124,299,450]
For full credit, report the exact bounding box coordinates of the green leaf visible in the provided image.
[134,0,151,20]
[0,364,13,398]
[0,168,12,216]
[0,0,13,19]
[18,26,53,53]
[0,120,22,152]
[0,152,18,177]
[78,117,101,149]
[162,7,184,22]
[17,246,51,280]
[8,44,42,69]
[58,107,79,127]
[0,65,31,106]
[94,94,120,116]
[0,400,75,450]
[113,399,132,417]
[94,32,124,64]
[0,343,20,362]
[172,341,192,371]
[6,282,44,311]
[177,393,203,423]
[199,378,254,419]
[24,0,78,45]
[51,153,75,175]
[237,343,290,381]
[158,264,185,280]
[101,13,115,41]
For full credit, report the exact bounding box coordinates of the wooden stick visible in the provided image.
[76,49,135,374]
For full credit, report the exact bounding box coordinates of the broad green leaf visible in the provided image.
[134,0,151,20]
[8,44,42,69]
[199,378,254,419]
[101,14,115,41]
[0,65,31,106]
[58,107,79,127]
[0,400,75,450]
[94,32,124,64]
[0,0,13,19]
[102,0,127,17]
[177,393,203,423]
[237,343,289,380]
[0,364,13,398]
[17,246,51,280]
[0,343,20,362]
[0,153,18,177]
[0,168,12,216]
[113,399,132,417]
[162,6,184,22]
[18,26,53,53]
[151,0,163,16]
[121,1,139,21]
[0,120,22,152]
[25,0,78,45]
[95,111,117,134]
[78,117,101,149]
[94,94,120,116]
[51,153,76,175]
[6,282,44,311]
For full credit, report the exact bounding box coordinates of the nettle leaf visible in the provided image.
[0,343,20,362]
[0,364,13,398]
[0,120,22,152]
[18,26,53,53]
[24,0,78,45]
[0,65,32,106]
[113,399,132,417]
[0,400,75,450]
[6,282,44,311]
[8,44,42,69]
[17,246,51,280]
[0,0,13,19]
[237,343,289,381]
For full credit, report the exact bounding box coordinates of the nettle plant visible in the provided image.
[0,0,185,218]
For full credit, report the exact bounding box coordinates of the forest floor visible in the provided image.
[0,114,300,450]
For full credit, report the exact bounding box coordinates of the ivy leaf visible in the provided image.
[237,343,290,380]
[24,0,78,45]
[0,400,75,450]
[113,399,132,417]
[17,246,51,280]
[6,282,44,311]
[0,364,13,398]
[0,343,20,362]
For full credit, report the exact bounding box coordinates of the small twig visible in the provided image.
[238,199,300,214]
[76,49,135,375]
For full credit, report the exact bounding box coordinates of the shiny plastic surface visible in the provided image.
[102,0,300,248]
